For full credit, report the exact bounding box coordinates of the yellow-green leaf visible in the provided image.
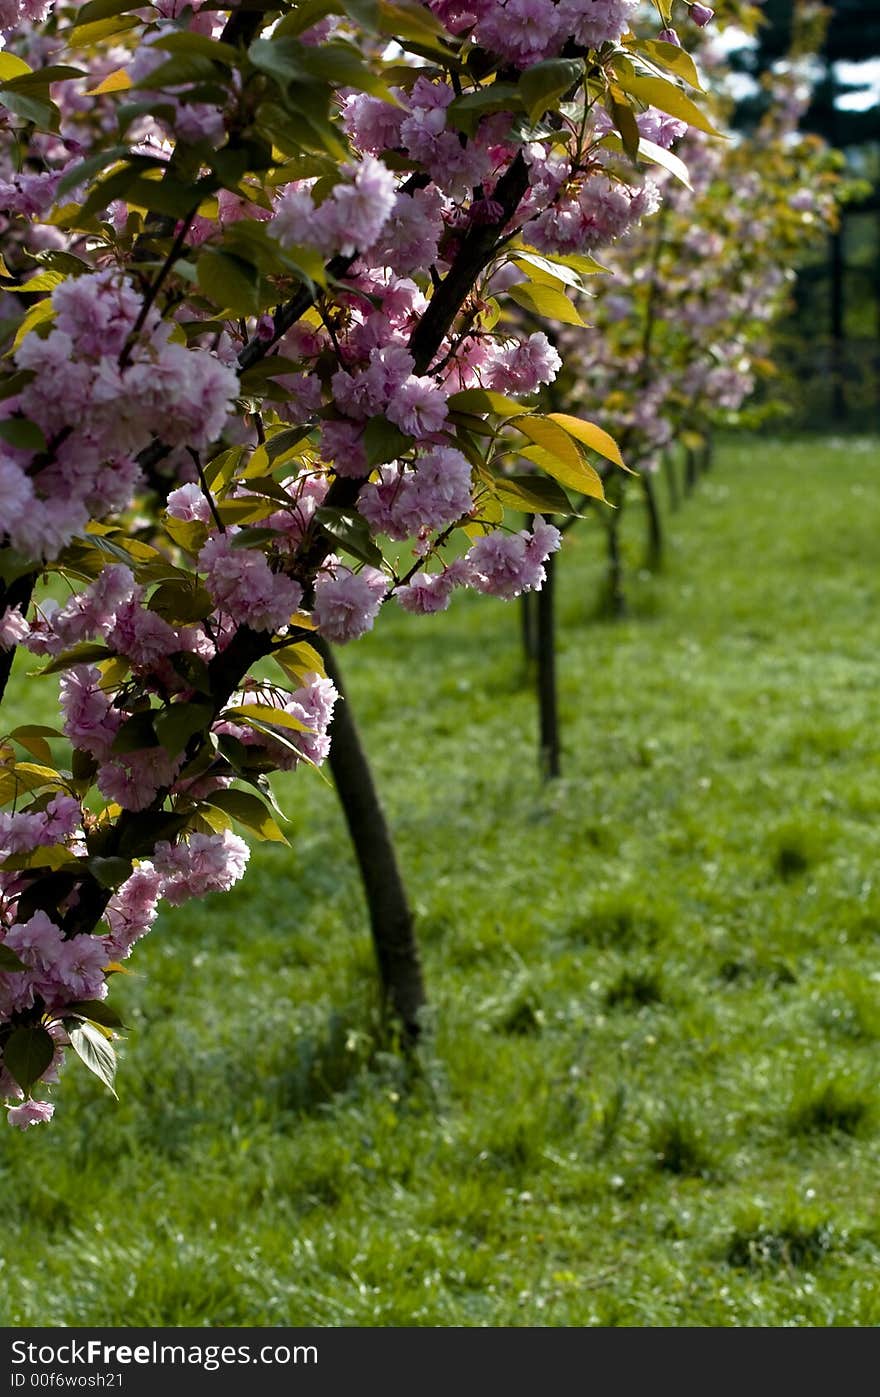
[0,53,32,81]
[224,704,313,734]
[520,444,606,502]
[87,67,131,95]
[546,413,627,469]
[8,297,54,355]
[507,281,587,327]
[204,789,288,843]
[615,68,721,138]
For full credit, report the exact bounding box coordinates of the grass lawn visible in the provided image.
[2,433,879,1327]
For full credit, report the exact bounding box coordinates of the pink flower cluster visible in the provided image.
[313,563,387,644]
[1,271,238,559]
[272,156,397,260]
[465,517,561,599]
[527,175,661,255]
[428,0,638,68]
[359,447,474,540]
[198,534,304,634]
[1,830,250,1124]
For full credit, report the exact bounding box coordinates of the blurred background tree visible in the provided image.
[732,0,879,428]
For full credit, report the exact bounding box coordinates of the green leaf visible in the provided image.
[75,0,139,25]
[0,418,46,452]
[608,89,641,164]
[546,412,627,468]
[110,711,159,755]
[87,856,134,890]
[196,248,261,318]
[204,789,289,843]
[518,58,583,122]
[152,701,214,757]
[636,135,692,190]
[494,474,574,515]
[0,90,59,131]
[39,642,115,676]
[67,1020,118,1097]
[0,944,27,972]
[8,725,61,765]
[631,38,703,92]
[507,281,587,327]
[224,704,312,734]
[316,506,384,567]
[2,1024,55,1092]
[446,389,528,418]
[170,651,212,696]
[363,415,410,467]
[615,66,722,138]
[448,83,520,135]
[152,32,238,65]
[148,580,215,624]
[63,999,126,1030]
[56,143,132,198]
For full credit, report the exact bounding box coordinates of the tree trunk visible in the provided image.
[0,571,36,706]
[604,475,627,618]
[663,448,681,511]
[520,589,538,665]
[640,470,664,569]
[536,550,560,780]
[317,640,426,1043]
[830,221,846,423]
[684,446,697,496]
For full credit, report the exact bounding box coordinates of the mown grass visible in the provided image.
[1,434,879,1326]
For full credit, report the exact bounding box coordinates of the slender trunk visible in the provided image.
[830,222,846,423]
[0,571,36,706]
[536,550,560,780]
[604,475,627,618]
[684,446,697,497]
[520,589,538,665]
[317,640,426,1043]
[663,448,681,511]
[640,470,664,569]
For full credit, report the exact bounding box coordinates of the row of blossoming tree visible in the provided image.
[0,0,778,1128]
[515,3,839,775]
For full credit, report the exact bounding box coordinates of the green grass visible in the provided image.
[2,434,880,1327]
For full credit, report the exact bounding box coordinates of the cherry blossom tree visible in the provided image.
[0,0,728,1126]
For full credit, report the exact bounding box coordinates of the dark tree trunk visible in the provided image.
[317,640,426,1043]
[640,470,664,569]
[604,475,627,618]
[536,549,560,780]
[663,448,681,511]
[684,446,698,496]
[830,221,846,423]
[520,589,538,665]
[0,571,36,705]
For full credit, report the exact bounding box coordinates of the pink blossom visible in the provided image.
[485,332,562,394]
[313,565,387,643]
[103,865,162,960]
[466,517,561,598]
[386,375,448,438]
[0,605,29,650]
[7,1100,55,1129]
[167,482,214,524]
[199,533,304,633]
[152,830,250,905]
